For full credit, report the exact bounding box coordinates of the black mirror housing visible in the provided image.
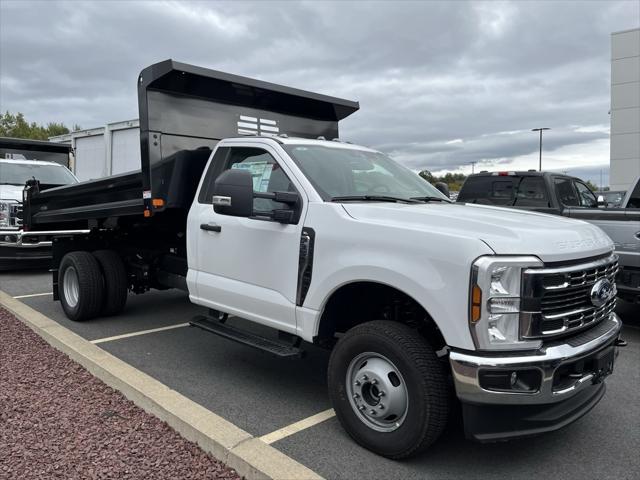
[435,182,450,198]
[212,169,253,217]
[273,209,295,223]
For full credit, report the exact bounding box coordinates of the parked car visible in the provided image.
[596,190,627,208]
[1,151,78,270]
[23,60,624,458]
[457,171,640,303]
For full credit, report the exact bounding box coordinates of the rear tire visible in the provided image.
[92,250,128,316]
[328,320,449,459]
[59,251,104,321]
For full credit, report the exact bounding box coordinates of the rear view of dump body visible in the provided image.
[22,59,358,295]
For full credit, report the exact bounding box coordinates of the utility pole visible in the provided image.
[469,161,477,174]
[600,169,603,190]
[531,127,550,171]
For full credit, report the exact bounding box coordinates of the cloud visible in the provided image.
[1,0,637,178]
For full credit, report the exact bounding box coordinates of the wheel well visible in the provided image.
[316,282,446,350]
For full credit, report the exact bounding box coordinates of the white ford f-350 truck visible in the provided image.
[0,139,77,270]
[23,60,624,458]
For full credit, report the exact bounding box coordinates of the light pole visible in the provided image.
[469,161,477,174]
[532,127,550,171]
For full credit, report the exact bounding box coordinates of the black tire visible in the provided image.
[58,251,104,321]
[92,250,128,316]
[328,320,449,459]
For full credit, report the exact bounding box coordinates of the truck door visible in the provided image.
[189,144,306,334]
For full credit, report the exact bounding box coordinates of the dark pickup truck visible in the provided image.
[457,171,640,303]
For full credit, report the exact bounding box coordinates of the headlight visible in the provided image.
[0,201,11,229]
[469,256,543,351]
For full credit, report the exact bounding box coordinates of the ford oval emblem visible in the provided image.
[590,279,614,308]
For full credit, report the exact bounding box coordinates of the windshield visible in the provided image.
[283,145,448,202]
[0,162,77,186]
[603,191,626,205]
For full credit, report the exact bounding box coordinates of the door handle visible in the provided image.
[200,223,222,233]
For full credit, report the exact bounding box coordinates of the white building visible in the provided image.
[50,119,140,181]
[610,27,640,191]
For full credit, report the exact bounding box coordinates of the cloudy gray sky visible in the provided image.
[1,0,638,184]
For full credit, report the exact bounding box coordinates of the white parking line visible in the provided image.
[90,323,191,344]
[259,408,336,445]
[12,292,53,299]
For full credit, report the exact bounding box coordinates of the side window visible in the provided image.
[226,147,296,215]
[490,180,514,205]
[554,178,579,207]
[513,177,549,207]
[574,181,598,208]
[198,147,229,204]
[628,182,640,209]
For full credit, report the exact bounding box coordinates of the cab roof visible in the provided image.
[0,137,72,153]
[0,158,66,166]
[219,135,379,152]
[468,170,579,180]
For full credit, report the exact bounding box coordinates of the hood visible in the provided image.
[341,202,614,263]
[0,184,23,202]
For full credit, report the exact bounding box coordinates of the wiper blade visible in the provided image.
[410,196,451,203]
[330,195,420,204]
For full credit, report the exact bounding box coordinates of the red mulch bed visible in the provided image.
[0,307,241,479]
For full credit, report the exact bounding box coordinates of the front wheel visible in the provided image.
[328,321,449,459]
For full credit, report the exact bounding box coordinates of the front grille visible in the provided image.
[10,203,23,228]
[521,254,618,340]
[2,201,23,229]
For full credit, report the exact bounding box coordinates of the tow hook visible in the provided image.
[615,338,628,347]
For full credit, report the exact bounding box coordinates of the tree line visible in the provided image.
[418,170,467,191]
[0,111,80,141]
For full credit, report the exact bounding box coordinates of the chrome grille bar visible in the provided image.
[520,253,618,340]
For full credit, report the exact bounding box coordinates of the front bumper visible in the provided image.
[0,230,51,270]
[0,243,51,270]
[0,229,89,270]
[450,313,622,441]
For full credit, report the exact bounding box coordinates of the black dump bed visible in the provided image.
[24,59,358,230]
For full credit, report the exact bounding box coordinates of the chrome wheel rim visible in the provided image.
[63,266,80,308]
[346,352,408,432]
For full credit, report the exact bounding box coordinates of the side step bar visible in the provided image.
[189,315,304,359]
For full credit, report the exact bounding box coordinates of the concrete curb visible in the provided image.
[0,290,323,480]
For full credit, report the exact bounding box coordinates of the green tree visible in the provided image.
[418,170,435,183]
[419,169,467,191]
[0,111,80,140]
[584,180,599,192]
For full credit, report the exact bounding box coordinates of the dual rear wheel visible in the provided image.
[58,250,128,321]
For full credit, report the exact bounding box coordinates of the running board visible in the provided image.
[189,315,304,359]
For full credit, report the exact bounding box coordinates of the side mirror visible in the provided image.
[212,169,253,217]
[597,195,607,208]
[434,182,450,198]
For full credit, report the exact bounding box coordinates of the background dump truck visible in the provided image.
[0,138,78,269]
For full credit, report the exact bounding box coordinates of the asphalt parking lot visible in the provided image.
[2,270,639,480]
